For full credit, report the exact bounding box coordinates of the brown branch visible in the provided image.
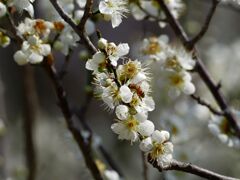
[77,0,93,31]
[141,152,148,180]
[190,94,223,116]
[22,66,38,180]
[149,158,239,180]
[49,0,97,53]
[43,61,103,180]
[187,0,219,49]
[156,0,240,138]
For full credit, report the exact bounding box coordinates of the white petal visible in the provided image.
[98,38,108,50]
[40,44,51,56]
[134,111,148,122]
[208,123,220,136]
[152,130,170,144]
[143,96,155,111]
[111,14,122,28]
[25,4,34,18]
[130,4,146,20]
[119,85,133,103]
[131,72,147,84]
[111,122,125,135]
[139,137,153,152]
[218,134,228,144]
[117,43,129,57]
[99,1,113,14]
[115,105,129,120]
[28,52,43,64]
[138,120,155,137]
[182,82,195,95]
[164,142,174,154]
[14,50,28,65]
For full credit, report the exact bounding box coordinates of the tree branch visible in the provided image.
[190,94,223,116]
[77,0,93,31]
[187,0,219,49]
[142,152,148,180]
[49,0,97,53]
[43,61,103,180]
[22,66,38,180]
[156,0,240,138]
[149,158,239,180]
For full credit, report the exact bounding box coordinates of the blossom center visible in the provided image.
[151,143,165,159]
[124,118,139,131]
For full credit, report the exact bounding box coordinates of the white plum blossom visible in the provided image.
[101,83,133,109]
[142,35,169,62]
[162,47,195,72]
[85,52,107,73]
[0,2,7,18]
[140,130,174,166]
[111,115,154,142]
[99,0,128,28]
[104,40,130,66]
[166,70,195,97]
[208,113,240,148]
[14,35,51,65]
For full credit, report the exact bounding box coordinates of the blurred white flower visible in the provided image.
[99,0,128,28]
[103,170,120,180]
[141,35,169,62]
[0,2,7,18]
[140,130,173,166]
[163,47,195,72]
[208,113,240,148]
[166,70,195,97]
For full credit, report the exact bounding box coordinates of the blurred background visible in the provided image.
[0,0,240,180]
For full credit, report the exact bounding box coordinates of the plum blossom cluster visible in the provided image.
[13,18,65,65]
[208,111,240,148]
[85,37,174,166]
[141,35,196,97]
[129,0,185,28]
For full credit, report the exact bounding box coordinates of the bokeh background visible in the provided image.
[0,0,240,180]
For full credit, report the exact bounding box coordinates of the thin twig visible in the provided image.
[49,0,97,53]
[141,152,148,180]
[149,158,239,180]
[156,0,240,138]
[59,48,74,79]
[187,0,219,49]
[43,61,103,180]
[190,94,223,116]
[77,0,93,31]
